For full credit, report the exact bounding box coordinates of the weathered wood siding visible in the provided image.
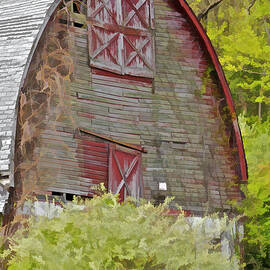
[14,0,242,214]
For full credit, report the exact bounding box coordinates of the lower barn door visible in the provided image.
[76,137,109,196]
[46,136,109,198]
[109,144,142,201]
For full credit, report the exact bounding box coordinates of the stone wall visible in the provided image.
[0,0,59,211]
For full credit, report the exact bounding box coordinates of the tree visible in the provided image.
[238,116,270,269]
[187,0,270,119]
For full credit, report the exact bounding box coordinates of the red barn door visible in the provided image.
[78,138,109,195]
[109,145,142,201]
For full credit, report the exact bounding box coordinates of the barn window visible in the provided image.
[87,0,155,78]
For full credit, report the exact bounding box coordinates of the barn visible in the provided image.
[0,0,247,222]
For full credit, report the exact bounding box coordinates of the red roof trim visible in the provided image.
[178,0,248,181]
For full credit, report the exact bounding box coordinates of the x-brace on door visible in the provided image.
[109,144,142,201]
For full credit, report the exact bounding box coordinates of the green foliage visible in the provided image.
[2,194,237,270]
[186,1,270,267]
[238,115,270,269]
[188,0,270,119]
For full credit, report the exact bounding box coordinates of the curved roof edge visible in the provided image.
[19,0,61,91]
[11,0,62,185]
[178,0,248,181]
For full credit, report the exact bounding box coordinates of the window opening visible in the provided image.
[66,193,76,201]
[52,191,63,196]
[57,0,87,28]
[74,0,87,15]
[74,22,84,28]
[0,175,9,180]
[73,1,81,13]
[51,192,92,202]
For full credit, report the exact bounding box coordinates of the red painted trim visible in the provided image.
[178,0,248,181]
[92,68,153,85]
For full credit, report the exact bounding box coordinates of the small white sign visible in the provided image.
[159,182,167,191]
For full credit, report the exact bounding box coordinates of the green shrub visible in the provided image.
[238,116,270,269]
[2,194,237,270]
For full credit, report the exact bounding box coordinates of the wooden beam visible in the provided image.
[79,128,147,153]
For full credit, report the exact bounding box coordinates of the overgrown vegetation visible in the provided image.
[239,116,270,269]
[187,0,270,268]
[1,194,237,270]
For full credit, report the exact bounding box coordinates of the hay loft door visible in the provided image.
[87,0,155,78]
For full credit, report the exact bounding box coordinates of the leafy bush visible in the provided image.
[239,116,270,269]
[2,194,237,270]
